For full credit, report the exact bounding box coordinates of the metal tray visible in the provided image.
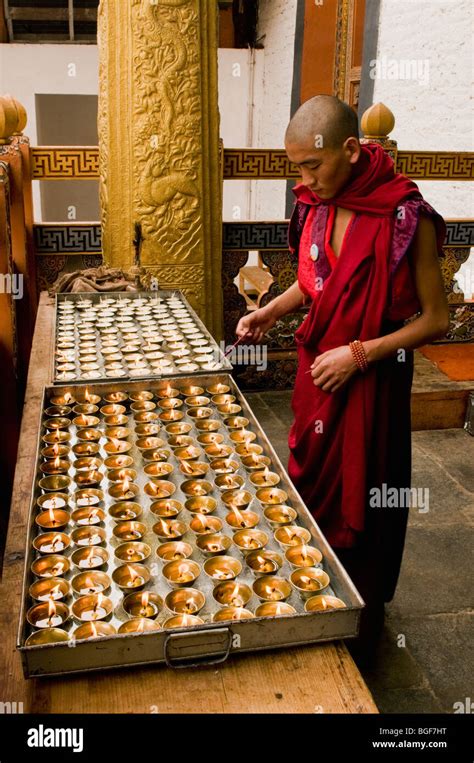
[52,291,232,384]
[17,374,364,677]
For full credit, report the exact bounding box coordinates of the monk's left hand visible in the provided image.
[310,345,359,392]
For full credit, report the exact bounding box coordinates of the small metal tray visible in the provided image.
[52,291,232,384]
[17,374,364,677]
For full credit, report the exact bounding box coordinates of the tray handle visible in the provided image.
[163,627,232,669]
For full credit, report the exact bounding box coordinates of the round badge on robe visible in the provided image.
[310,244,319,261]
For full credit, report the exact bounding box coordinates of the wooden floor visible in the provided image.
[0,293,378,714]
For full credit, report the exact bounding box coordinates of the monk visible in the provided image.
[236,95,449,665]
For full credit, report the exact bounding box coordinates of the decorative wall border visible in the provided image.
[396,152,474,181]
[34,224,102,253]
[31,148,100,179]
[31,147,474,181]
[33,220,474,254]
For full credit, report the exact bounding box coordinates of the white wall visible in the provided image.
[0,44,99,221]
[1,44,266,224]
[219,47,264,223]
[372,0,473,219]
[253,0,298,221]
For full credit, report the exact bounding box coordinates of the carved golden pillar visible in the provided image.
[97,0,223,338]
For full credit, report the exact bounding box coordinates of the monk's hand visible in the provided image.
[310,345,359,392]
[235,305,276,344]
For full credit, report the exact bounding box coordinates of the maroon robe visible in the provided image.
[286,144,446,659]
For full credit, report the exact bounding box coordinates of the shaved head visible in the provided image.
[284,96,362,199]
[285,95,359,150]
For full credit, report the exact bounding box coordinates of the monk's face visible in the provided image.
[285,136,361,199]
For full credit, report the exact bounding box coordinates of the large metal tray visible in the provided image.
[18,374,364,677]
[52,291,232,384]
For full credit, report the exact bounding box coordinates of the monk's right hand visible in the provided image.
[236,306,277,344]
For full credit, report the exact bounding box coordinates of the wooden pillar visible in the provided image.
[0,95,37,394]
[97,0,223,339]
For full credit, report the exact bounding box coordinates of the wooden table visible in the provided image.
[0,293,378,714]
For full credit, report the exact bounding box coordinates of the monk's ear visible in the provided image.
[343,137,361,164]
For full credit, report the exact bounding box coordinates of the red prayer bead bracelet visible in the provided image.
[349,340,369,373]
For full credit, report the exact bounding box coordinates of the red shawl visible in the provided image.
[287,143,443,547]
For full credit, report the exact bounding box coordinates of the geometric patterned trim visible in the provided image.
[223,149,299,179]
[31,147,473,181]
[396,152,474,181]
[31,148,100,179]
[443,220,474,247]
[34,224,101,254]
[32,220,473,254]
[223,222,289,250]
[222,149,474,180]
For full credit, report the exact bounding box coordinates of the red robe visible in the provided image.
[286,144,446,624]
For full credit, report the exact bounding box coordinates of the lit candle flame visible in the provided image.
[48,583,61,599]
[52,442,60,457]
[47,598,57,624]
[93,592,104,616]
[194,513,208,532]
[90,621,98,637]
[141,591,149,609]
[158,519,172,536]
[320,597,328,610]
[53,455,61,469]
[85,388,91,403]
[229,583,243,606]
[232,506,245,527]
[177,563,190,581]
[174,542,186,559]
[255,554,266,567]
[122,476,130,494]
[86,548,95,567]
[51,533,63,550]
[180,460,194,475]
[48,507,56,525]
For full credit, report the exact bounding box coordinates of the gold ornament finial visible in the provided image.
[0,95,27,144]
[361,102,395,139]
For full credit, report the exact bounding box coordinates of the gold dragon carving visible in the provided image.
[132,0,203,270]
